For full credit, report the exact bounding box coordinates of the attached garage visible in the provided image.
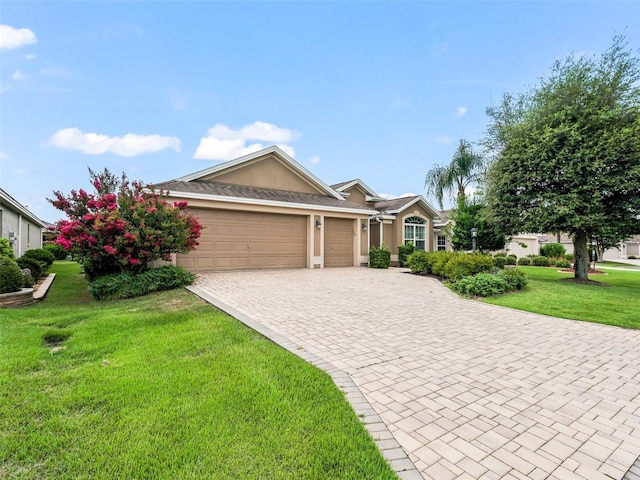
[177,208,307,272]
[324,217,354,267]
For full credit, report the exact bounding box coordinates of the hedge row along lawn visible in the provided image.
[0,262,397,479]
[484,266,640,329]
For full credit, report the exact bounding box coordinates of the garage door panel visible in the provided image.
[324,218,354,267]
[177,208,307,271]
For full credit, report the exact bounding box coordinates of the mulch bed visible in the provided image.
[558,268,610,286]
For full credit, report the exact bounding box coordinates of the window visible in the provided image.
[437,235,447,251]
[404,216,426,250]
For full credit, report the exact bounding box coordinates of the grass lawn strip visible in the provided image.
[0,262,397,479]
[484,266,640,329]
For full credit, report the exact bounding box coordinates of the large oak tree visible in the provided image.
[484,36,640,280]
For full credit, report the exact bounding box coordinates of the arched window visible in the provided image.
[404,216,426,250]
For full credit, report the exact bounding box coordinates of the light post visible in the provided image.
[471,228,477,254]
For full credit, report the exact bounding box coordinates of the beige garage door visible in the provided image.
[177,209,307,271]
[324,217,354,267]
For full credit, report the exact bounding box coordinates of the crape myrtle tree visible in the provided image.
[50,168,202,279]
[484,36,640,281]
[425,139,485,210]
[451,195,507,253]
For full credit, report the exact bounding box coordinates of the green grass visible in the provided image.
[0,262,397,480]
[599,260,640,269]
[484,266,640,329]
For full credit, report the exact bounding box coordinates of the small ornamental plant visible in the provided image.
[49,168,202,280]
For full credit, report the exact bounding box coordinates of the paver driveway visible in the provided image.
[193,268,640,480]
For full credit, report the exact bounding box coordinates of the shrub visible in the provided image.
[628,255,637,259]
[494,252,507,258]
[0,257,25,294]
[564,253,574,261]
[443,253,495,281]
[494,256,507,269]
[506,254,517,265]
[406,251,430,274]
[369,245,391,269]
[451,273,507,297]
[22,271,35,288]
[44,243,68,260]
[498,268,528,290]
[431,251,456,277]
[23,248,55,268]
[0,238,15,258]
[397,243,415,267]
[540,242,566,258]
[531,256,551,267]
[555,259,571,268]
[16,257,46,279]
[517,257,531,266]
[88,266,196,300]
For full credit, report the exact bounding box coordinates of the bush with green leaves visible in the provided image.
[442,253,495,281]
[564,253,574,261]
[555,259,572,268]
[397,243,415,267]
[369,245,391,269]
[23,248,55,268]
[506,254,517,265]
[22,272,35,288]
[44,243,68,260]
[494,256,507,269]
[498,268,528,290]
[405,251,430,274]
[629,255,637,259]
[431,251,457,277]
[88,266,196,300]
[494,252,507,258]
[531,256,551,267]
[451,273,507,297]
[0,256,25,294]
[540,243,566,258]
[517,257,531,266]
[0,238,15,258]
[16,256,46,279]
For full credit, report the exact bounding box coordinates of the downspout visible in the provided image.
[367,217,371,267]
[18,214,23,257]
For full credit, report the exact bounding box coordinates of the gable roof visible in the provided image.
[0,188,47,227]
[374,195,440,218]
[154,180,376,214]
[176,145,344,201]
[330,178,378,197]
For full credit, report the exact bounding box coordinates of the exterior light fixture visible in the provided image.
[362,222,368,231]
[316,219,322,229]
[471,227,477,254]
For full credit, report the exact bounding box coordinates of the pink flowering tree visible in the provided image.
[49,168,202,279]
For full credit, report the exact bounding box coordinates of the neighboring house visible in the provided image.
[155,146,440,272]
[433,209,453,251]
[0,188,46,257]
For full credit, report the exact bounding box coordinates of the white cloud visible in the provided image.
[309,155,320,165]
[0,25,37,50]
[49,128,181,157]
[456,106,468,118]
[194,121,299,160]
[25,53,36,60]
[434,135,453,144]
[379,192,417,200]
[12,70,27,81]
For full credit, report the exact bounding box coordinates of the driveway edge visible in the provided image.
[187,285,424,480]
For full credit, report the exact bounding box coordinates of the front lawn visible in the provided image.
[484,266,640,329]
[0,262,396,479]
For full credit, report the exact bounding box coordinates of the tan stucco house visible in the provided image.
[155,146,440,272]
[0,188,46,257]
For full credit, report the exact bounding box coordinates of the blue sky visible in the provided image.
[1,1,639,223]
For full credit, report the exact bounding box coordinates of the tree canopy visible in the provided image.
[425,139,485,210]
[451,196,506,253]
[484,36,640,280]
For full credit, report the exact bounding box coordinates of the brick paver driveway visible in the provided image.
[193,268,640,480]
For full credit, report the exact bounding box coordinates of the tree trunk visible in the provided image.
[573,231,589,280]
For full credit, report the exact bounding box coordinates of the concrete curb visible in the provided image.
[34,273,56,301]
[187,284,424,480]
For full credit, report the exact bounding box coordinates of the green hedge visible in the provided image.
[88,266,196,300]
[0,238,15,258]
[16,256,46,279]
[405,250,494,281]
[397,243,415,267]
[540,242,566,258]
[23,248,55,268]
[517,257,531,266]
[369,246,391,269]
[0,256,24,294]
[44,243,68,260]
[451,268,528,297]
[531,256,551,267]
